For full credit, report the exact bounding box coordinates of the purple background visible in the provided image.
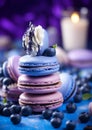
[0,0,92,48]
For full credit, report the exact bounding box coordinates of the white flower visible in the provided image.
[32,25,44,46]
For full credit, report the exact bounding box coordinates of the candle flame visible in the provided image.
[71,13,79,23]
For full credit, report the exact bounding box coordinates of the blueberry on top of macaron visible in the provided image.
[42,44,57,57]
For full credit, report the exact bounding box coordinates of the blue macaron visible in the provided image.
[2,61,10,78]
[18,55,60,76]
[59,73,77,102]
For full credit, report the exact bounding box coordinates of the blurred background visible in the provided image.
[0,0,92,63]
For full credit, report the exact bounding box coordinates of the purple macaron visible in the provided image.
[19,91,63,112]
[18,73,61,94]
[68,49,92,68]
[3,83,22,103]
[3,56,20,82]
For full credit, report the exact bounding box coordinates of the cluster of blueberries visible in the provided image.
[0,65,92,129]
[0,100,91,129]
[0,102,32,124]
[42,105,91,129]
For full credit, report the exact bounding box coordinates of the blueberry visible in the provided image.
[2,107,11,116]
[50,117,62,128]
[76,87,82,94]
[52,111,64,120]
[66,102,77,113]
[10,105,21,114]
[42,109,52,120]
[74,94,82,103]
[81,77,88,84]
[83,83,91,89]
[3,77,14,86]
[86,73,92,82]
[66,120,76,130]
[21,105,32,116]
[79,112,90,123]
[42,47,56,57]
[4,102,13,108]
[82,86,90,94]
[10,114,21,125]
[76,80,82,87]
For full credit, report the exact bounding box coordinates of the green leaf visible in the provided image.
[3,97,7,104]
[52,44,57,49]
[82,93,92,100]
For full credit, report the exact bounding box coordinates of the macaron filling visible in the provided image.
[18,82,61,94]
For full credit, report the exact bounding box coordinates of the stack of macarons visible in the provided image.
[18,23,63,112]
[1,55,22,102]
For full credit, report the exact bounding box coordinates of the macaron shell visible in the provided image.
[18,73,60,86]
[68,49,92,61]
[7,91,21,102]
[19,55,59,67]
[7,88,22,102]
[7,56,20,81]
[69,61,92,68]
[19,65,59,76]
[68,49,92,68]
[19,92,63,112]
[2,61,10,77]
[59,73,77,101]
[6,85,22,102]
[18,73,61,93]
[19,55,59,76]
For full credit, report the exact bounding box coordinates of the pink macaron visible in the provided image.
[3,83,22,102]
[18,73,61,94]
[88,102,92,116]
[7,55,21,81]
[19,91,63,112]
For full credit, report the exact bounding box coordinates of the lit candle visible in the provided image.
[61,11,89,51]
[71,13,79,23]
